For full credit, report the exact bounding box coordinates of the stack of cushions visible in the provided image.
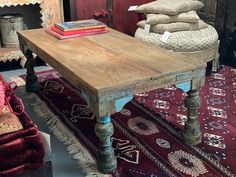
[0,75,45,177]
[134,0,219,63]
[135,0,207,34]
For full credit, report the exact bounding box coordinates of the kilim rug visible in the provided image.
[12,65,236,177]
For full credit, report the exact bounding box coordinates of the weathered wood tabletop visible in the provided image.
[18,28,205,94]
[18,28,206,174]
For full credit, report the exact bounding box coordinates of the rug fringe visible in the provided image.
[15,85,111,177]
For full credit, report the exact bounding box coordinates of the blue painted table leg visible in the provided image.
[182,89,202,145]
[24,50,40,92]
[82,90,132,173]
[95,115,117,173]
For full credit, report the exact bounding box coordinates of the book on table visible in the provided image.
[51,25,107,36]
[45,19,109,40]
[45,27,109,40]
[54,19,107,31]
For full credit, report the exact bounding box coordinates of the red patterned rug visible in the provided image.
[15,65,236,177]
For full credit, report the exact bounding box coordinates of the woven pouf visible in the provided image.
[135,25,219,71]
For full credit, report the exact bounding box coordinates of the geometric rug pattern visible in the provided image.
[16,65,236,177]
[135,65,236,177]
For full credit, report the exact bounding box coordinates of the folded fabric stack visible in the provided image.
[134,0,219,53]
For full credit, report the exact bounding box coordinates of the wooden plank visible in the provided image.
[87,29,206,73]
[18,29,154,90]
[18,28,205,97]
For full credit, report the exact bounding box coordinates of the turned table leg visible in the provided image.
[24,50,40,92]
[79,87,132,174]
[95,115,117,173]
[182,89,202,145]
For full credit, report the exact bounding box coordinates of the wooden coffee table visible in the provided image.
[18,28,206,174]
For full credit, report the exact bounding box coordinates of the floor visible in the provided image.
[1,60,85,177]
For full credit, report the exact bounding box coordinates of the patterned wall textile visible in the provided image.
[19,65,236,177]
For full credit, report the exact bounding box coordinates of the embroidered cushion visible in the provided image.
[135,0,204,15]
[146,10,199,25]
[0,112,23,136]
[137,20,207,34]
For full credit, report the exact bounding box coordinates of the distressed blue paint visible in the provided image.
[176,81,191,92]
[104,138,112,146]
[115,96,133,112]
[97,115,111,124]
